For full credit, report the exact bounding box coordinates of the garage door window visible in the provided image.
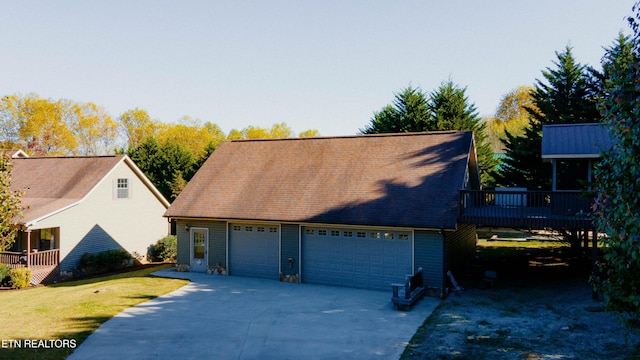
[344,231,353,237]
[331,230,340,236]
[306,229,314,235]
[357,232,366,238]
[270,227,278,233]
[384,232,394,240]
[399,233,409,240]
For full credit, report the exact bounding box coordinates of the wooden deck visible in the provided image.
[1,249,60,285]
[459,190,594,229]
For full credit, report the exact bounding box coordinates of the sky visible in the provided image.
[1,1,635,136]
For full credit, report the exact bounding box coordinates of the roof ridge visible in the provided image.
[229,130,469,143]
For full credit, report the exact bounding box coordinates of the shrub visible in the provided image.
[79,249,132,276]
[10,267,31,289]
[0,264,11,287]
[149,235,177,262]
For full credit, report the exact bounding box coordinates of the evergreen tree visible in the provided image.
[362,82,497,185]
[592,32,640,331]
[495,47,601,189]
[360,86,434,134]
[429,80,498,186]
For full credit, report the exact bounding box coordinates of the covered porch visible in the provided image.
[1,227,61,285]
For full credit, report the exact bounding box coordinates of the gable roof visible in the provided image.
[10,155,169,226]
[0,149,28,158]
[541,123,613,159]
[166,131,476,230]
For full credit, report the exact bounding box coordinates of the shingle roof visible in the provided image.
[541,123,613,159]
[166,131,475,229]
[10,155,169,225]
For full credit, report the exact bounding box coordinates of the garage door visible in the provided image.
[229,224,279,280]
[302,228,412,291]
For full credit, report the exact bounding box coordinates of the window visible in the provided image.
[39,228,55,250]
[116,178,129,199]
[344,231,353,237]
[331,230,340,237]
[245,226,253,232]
[357,232,366,238]
[269,227,278,233]
[306,229,315,235]
[370,232,381,239]
[257,227,265,232]
[318,230,327,236]
[384,232,394,240]
[233,225,241,231]
[399,233,409,240]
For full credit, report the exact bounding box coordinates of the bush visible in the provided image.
[149,235,177,262]
[79,249,132,276]
[10,268,31,289]
[0,264,11,287]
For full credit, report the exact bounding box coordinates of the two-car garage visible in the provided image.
[301,227,413,291]
[227,223,413,291]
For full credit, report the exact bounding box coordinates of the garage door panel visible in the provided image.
[302,227,412,291]
[229,224,279,280]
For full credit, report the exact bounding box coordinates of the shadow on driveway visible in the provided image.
[69,269,440,360]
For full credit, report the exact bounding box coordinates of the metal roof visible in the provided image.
[541,123,613,159]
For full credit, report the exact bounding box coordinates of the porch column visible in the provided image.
[26,230,31,268]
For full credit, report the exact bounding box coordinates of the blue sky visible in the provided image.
[1,1,634,136]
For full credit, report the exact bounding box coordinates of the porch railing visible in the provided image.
[459,190,594,229]
[0,249,60,269]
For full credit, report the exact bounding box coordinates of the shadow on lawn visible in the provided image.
[463,243,594,289]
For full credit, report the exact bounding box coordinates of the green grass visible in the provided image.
[0,264,189,360]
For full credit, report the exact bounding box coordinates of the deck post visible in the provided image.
[592,229,599,300]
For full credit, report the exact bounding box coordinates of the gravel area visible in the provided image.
[402,244,640,359]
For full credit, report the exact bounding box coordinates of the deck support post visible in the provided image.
[26,230,31,268]
[591,229,599,301]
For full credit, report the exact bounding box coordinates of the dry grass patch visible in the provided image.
[0,264,188,360]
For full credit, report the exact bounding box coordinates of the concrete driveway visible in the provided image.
[69,269,440,360]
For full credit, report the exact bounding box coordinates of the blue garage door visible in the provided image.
[229,224,279,280]
[302,228,412,291]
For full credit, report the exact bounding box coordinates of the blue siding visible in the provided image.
[280,224,299,276]
[414,230,444,290]
[175,220,227,269]
[444,223,476,276]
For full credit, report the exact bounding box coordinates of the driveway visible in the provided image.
[69,269,440,360]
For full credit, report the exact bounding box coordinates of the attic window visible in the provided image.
[116,178,129,199]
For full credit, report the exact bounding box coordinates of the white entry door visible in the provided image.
[190,228,208,272]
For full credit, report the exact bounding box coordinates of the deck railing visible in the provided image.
[459,190,594,229]
[0,249,60,269]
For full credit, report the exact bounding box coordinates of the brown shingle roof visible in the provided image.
[166,131,474,229]
[10,155,169,224]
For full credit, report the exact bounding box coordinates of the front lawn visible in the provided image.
[0,264,189,360]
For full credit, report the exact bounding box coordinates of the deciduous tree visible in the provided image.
[0,154,24,252]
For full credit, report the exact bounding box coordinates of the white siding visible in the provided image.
[32,160,168,271]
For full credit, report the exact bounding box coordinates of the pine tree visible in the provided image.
[360,86,434,134]
[429,80,498,186]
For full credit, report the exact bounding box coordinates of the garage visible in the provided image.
[229,224,279,280]
[302,227,412,291]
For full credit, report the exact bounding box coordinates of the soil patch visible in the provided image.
[402,242,640,359]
